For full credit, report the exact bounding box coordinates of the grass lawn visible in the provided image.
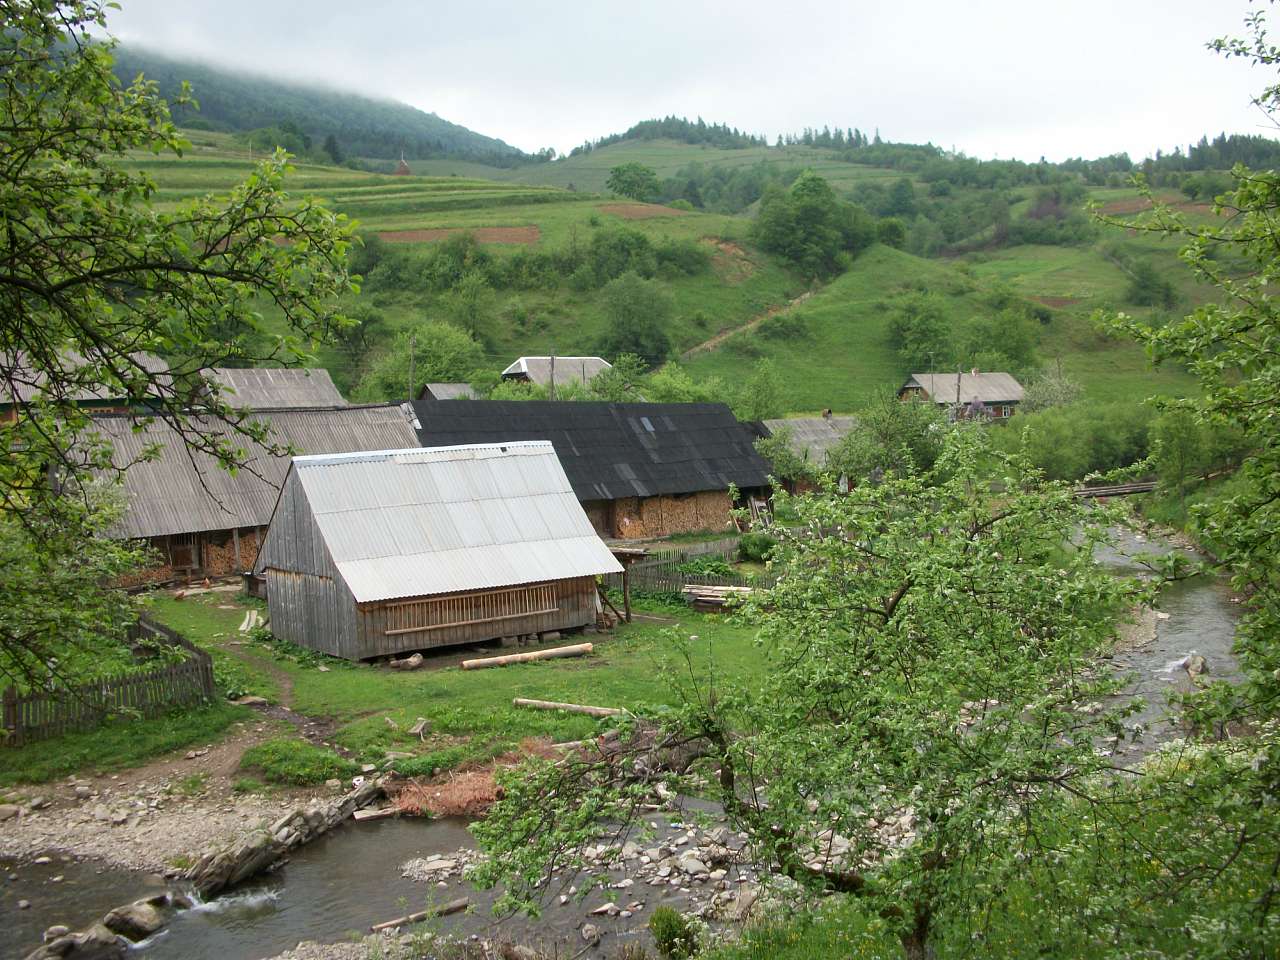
[144,590,766,774]
[0,700,248,788]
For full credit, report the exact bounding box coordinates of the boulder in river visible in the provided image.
[102,900,164,940]
[23,922,124,960]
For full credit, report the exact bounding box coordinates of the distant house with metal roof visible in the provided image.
[898,371,1024,419]
[411,399,772,539]
[93,404,420,583]
[760,416,859,465]
[417,382,478,401]
[253,442,623,660]
[1,349,171,422]
[500,356,611,390]
[205,367,347,408]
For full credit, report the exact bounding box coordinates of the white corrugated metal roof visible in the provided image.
[292,441,623,603]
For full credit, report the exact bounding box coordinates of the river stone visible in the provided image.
[0,803,19,821]
[24,922,125,960]
[43,925,71,943]
[580,923,600,943]
[102,900,165,940]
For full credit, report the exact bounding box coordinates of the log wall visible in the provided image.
[610,491,735,539]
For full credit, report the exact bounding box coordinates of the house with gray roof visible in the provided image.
[205,367,347,408]
[1,349,171,421]
[94,403,420,583]
[898,371,1024,419]
[500,356,611,390]
[254,442,623,660]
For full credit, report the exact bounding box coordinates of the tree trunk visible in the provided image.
[900,904,934,960]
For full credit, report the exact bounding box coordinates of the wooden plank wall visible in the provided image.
[1,616,215,746]
[355,577,597,659]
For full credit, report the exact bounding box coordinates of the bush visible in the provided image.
[738,533,777,563]
[678,555,734,577]
[649,906,697,959]
[240,739,359,786]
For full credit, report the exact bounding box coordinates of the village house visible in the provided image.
[412,399,772,539]
[898,370,1024,419]
[758,414,859,491]
[416,382,478,401]
[253,442,623,660]
[205,367,347,408]
[93,403,421,583]
[500,356,612,391]
[1,349,171,423]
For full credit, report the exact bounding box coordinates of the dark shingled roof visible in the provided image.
[412,399,771,501]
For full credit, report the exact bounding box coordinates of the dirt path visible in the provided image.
[680,290,814,361]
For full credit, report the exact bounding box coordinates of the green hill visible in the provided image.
[111,46,525,163]
[135,126,1212,413]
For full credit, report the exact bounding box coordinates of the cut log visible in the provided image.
[370,897,468,931]
[352,806,399,822]
[461,643,593,671]
[513,697,625,718]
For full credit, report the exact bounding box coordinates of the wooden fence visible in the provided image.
[1,616,215,746]
[604,554,776,596]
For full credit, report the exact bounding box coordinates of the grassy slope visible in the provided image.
[140,131,1205,411]
[682,244,1198,411]
[409,139,907,195]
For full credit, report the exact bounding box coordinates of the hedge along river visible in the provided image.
[4,528,1241,960]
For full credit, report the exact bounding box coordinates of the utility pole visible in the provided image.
[549,349,556,401]
[408,333,416,403]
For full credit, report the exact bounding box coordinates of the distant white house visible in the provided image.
[500,356,612,389]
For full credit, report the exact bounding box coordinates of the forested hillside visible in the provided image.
[110,46,530,165]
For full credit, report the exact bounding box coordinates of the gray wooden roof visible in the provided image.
[257,442,623,602]
[904,372,1024,405]
[761,417,859,463]
[419,382,478,400]
[500,356,611,387]
[2,350,170,405]
[206,367,347,408]
[94,404,420,539]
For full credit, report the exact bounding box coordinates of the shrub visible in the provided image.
[678,555,734,577]
[649,906,697,959]
[738,532,776,563]
[240,739,359,786]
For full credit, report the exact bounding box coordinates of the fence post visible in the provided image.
[3,685,19,747]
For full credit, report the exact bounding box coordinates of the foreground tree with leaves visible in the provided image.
[0,0,354,685]
[473,431,1149,956]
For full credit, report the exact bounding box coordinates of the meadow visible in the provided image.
[131,130,1211,412]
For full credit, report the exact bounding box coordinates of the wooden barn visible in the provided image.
[94,404,421,584]
[412,400,773,539]
[253,442,623,660]
[500,356,612,390]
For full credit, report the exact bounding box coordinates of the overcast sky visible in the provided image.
[106,1,1268,162]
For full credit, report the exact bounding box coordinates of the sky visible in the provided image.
[105,0,1269,162]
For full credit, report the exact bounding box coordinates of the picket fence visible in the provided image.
[1,617,215,746]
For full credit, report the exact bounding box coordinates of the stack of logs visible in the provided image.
[681,584,752,613]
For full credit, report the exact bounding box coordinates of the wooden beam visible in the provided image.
[461,643,592,671]
[513,697,625,718]
[384,606,559,636]
[370,897,468,932]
